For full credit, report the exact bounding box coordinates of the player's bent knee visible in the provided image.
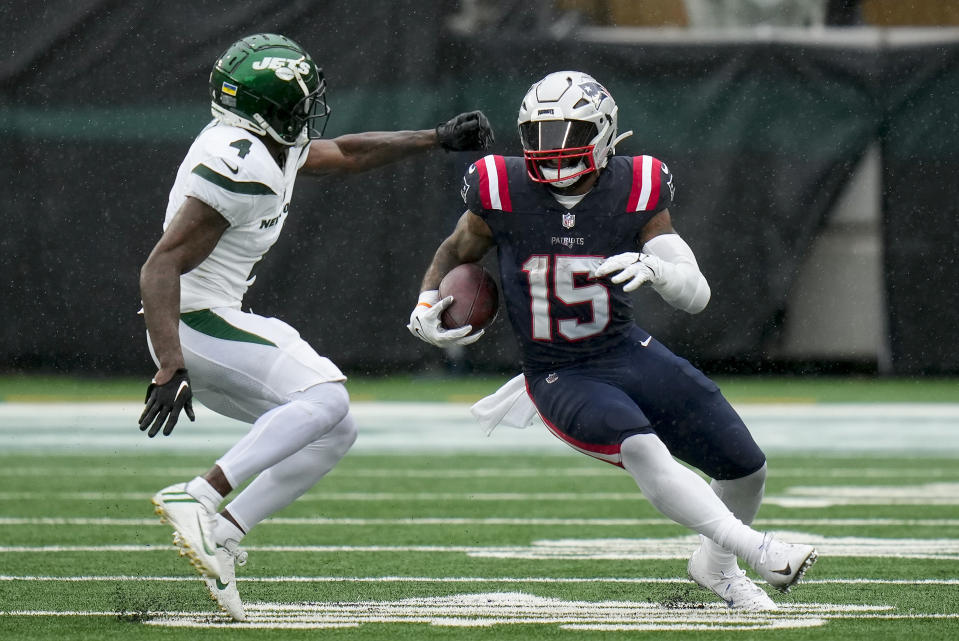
[621,431,667,457]
[332,413,358,455]
[718,452,768,482]
[732,461,767,485]
[307,412,357,462]
[620,432,673,471]
[294,382,350,428]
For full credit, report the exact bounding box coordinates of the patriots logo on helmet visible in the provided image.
[579,81,610,110]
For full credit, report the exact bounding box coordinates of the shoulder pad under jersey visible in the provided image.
[463,154,513,213]
[189,124,282,197]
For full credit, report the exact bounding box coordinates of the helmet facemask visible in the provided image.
[249,72,331,145]
[520,119,599,187]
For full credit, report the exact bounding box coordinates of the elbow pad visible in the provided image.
[642,234,711,314]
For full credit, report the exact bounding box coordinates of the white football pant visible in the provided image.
[147,306,357,535]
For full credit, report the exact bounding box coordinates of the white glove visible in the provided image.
[407,290,484,347]
[592,252,665,292]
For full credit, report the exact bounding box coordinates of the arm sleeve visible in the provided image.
[642,233,711,314]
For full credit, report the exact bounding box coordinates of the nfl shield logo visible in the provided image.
[562,212,575,229]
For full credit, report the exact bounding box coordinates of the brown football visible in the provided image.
[438,263,499,334]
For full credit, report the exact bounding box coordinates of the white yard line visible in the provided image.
[2,402,959,453]
[2,596,956,631]
[6,483,959,507]
[1,465,957,479]
[3,516,959,527]
[2,574,959,586]
[3,532,959,559]
[0,491,646,501]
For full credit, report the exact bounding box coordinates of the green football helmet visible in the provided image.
[209,33,330,146]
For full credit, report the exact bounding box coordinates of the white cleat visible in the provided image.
[205,540,248,621]
[687,546,777,610]
[151,483,221,580]
[750,532,818,593]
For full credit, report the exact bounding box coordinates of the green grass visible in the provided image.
[2,375,959,403]
[1,450,958,640]
[2,377,958,638]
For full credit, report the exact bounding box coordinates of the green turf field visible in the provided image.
[1,377,958,639]
[2,451,959,639]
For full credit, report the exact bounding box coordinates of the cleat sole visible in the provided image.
[775,548,818,594]
[151,494,218,579]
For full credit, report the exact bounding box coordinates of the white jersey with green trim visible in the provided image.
[163,120,310,312]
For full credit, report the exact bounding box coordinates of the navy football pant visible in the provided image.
[526,327,765,480]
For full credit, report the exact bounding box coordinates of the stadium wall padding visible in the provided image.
[1,3,957,375]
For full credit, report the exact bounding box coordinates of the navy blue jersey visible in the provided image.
[463,154,674,372]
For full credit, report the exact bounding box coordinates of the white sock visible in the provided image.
[699,463,767,571]
[185,476,223,514]
[213,513,247,547]
[620,433,766,561]
[216,382,350,487]
[224,412,357,532]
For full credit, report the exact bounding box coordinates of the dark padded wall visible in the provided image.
[879,43,959,374]
[0,2,469,374]
[2,3,957,375]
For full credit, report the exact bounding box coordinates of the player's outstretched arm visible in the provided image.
[301,111,494,175]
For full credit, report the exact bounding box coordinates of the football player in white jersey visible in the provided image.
[138,33,494,621]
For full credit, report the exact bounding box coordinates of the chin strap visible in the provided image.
[541,164,588,188]
[212,103,265,136]
[212,103,301,147]
[252,113,301,146]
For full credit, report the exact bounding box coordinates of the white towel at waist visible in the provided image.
[470,373,540,436]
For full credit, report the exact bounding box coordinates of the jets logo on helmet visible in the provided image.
[251,57,313,76]
[517,71,632,188]
[209,33,331,146]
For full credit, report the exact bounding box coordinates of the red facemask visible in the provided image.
[519,120,598,185]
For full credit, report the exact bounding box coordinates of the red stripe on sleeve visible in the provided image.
[494,155,512,212]
[626,156,643,211]
[476,158,492,210]
[647,157,662,211]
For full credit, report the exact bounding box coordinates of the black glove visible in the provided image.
[436,110,495,152]
[138,368,195,437]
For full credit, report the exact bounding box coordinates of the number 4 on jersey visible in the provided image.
[230,139,252,158]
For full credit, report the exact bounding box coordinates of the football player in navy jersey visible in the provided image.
[408,71,817,610]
